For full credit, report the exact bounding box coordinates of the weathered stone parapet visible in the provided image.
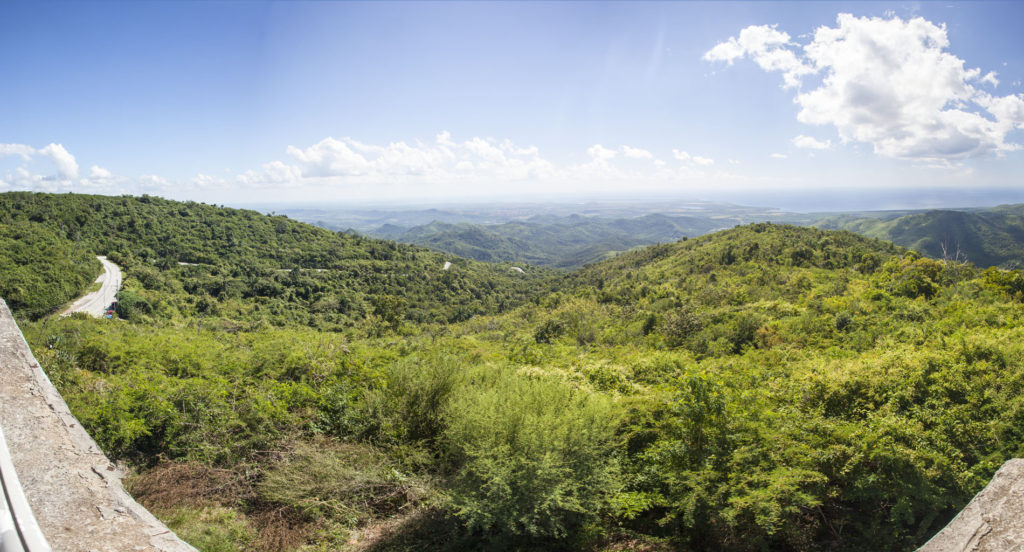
[0,299,195,552]
[919,459,1024,552]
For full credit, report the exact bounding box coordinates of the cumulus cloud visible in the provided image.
[287,138,373,177]
[1,133,739,201]
[672,149,714,165]
[705,13,1024,162]
[89,165,112,179]
[587,144,617,161]
[620,145,654,159]
[792,135,832,150]
[703,24,813,87]
[38,143,79,179]
[0,144,36,160]
[0,142,79,179]
[282,133,557,185]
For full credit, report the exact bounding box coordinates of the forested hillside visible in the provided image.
[358,203,1024,270]
[369,214,731,268]
[0,221,99,317]
[0,192,552,326]
[9,196,1024,552]
[816,204,1024,268]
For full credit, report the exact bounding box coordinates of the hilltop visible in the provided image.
[286,202,1024,271]
[6,197,1024,552]
[371,214,728,268]
[0,192,553,325]
[816,204,1024,269]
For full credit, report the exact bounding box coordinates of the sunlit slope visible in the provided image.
[372,213,728,268]
[0,221,101,318]
[21,221,1024,551]
[569,222,903,294]
[0,192,553,326]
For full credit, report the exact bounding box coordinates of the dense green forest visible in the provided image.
[815,204,1024,269]
[6,192,1024,551]
[0,192,552,326]
[345,203,1024,271]
[0,221,99,316]
[369,214,729,268]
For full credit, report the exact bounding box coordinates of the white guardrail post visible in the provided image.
[0,427,50,552]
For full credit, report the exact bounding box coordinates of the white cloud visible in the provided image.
[792,135,832,150]
[0,144,36,160]
[672,149,714,165]
[38,143,79,179]
[193,173,226,187]
[620,145,653,159]
[703,24,813,87]
[1,133,746,202]
[0,142,79,180]
[587,144,617,161]
[706,13,1024,162]
[287,137,373,177]
[261,161,303,183]
[771,153,788,159]
[89,165,112,179]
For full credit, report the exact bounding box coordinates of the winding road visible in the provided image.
[61,256,121,317]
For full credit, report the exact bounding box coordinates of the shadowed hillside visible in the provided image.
[816,204,1024,269]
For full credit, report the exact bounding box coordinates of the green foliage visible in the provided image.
[816,205,1024,269]
[0,221,100,317]
[370,214,730,268]
[533,319,564,344]
[18,219,1024,551]
[0,191,555,328]
[442,368,621,540]
[982,266,1024,300]
[258,440,428,524]
[661,305,703,347]
[158,507,257,552]
[115,289,153,320]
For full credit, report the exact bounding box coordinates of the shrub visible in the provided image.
[115,289,153,320]
[257,440,428,525]
[443,369,621,540]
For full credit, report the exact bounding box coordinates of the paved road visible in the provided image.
[61,256,121,317]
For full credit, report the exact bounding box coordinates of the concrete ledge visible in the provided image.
[919,459,1024,552]
[0,299,195,552]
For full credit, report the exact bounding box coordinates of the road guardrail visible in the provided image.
[0,426,50,552]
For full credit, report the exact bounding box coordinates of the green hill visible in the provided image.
[8,201,1024,552]
[816,204,1024,268]
[0,192,552,325]
[0,221,100,317]
[371,213,730,268]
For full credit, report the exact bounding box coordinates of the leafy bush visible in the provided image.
[533,319,564,344]
[258,440,428,524]
[443,369,621,540]
[115,289,153,320]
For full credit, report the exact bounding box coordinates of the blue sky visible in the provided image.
[1,1,1023,209]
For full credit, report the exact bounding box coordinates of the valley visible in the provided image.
[281,201,1024,271]
[4,192,1024,551]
